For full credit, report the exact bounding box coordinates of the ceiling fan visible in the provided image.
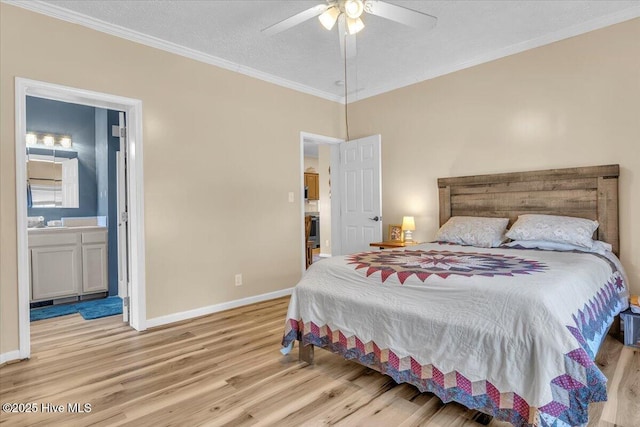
[262,0,437,58]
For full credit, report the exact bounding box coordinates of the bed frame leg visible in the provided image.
[299,342,314,364]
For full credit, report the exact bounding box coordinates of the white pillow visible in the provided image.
[504,239,612,255]
[435,216,509,248]
[505,214,599,249]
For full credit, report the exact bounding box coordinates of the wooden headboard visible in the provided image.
[438,165,620,255]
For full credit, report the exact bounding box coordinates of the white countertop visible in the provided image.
[27,226,107,233]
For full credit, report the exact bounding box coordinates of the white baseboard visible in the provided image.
[146,287,294,329]
[319,253,331,258]
[0,350,22,365]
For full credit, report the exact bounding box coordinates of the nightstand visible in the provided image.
[369,241,421,250]
[620,309,640,348]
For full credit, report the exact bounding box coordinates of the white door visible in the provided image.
[114,112,130,323]
[338,135,382,255]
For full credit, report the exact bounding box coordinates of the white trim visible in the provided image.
[145,288,295,329]
[0,350,22,365]
[6,0,342,103]
[7,1,640,105]
[14,78,147,359]
[14,83,30,359]
[5,1,640,105]
[125,97,147,332]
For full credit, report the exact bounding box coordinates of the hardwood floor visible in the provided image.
[1,297,638,426]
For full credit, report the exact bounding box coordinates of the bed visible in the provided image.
[281,165,629,427]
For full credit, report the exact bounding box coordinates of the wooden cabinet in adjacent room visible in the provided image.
[29,227,108,302]
[305,172,319,200]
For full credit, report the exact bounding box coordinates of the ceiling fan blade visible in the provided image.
[338,15,357,59]
[262,4,328,36]
[364,0,437,30]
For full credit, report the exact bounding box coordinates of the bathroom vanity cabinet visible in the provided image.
[28,227,108,302]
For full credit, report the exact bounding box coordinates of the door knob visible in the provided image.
[369,216,381,221]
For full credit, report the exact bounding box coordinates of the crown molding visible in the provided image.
[353,5,640,102]
[5,0,343,103]
[5,1,639,105]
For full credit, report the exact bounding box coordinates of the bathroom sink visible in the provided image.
[27,226,68,230]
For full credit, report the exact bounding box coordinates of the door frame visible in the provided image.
[15,78,147,359]
[299,132,343,273]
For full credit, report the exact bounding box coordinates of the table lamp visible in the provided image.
[402,216,415,242]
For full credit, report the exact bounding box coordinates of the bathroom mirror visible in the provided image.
[26,148,79,208]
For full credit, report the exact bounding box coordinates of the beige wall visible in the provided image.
[0,4,342,354]
[2,4,638,357]
[349,18,640,295]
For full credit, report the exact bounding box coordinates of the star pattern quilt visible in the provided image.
[281,242,628,427]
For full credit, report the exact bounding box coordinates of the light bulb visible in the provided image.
[26,133,37,145]
[43,135,55,147]
[60,137,72,148]
[344,0,364,19]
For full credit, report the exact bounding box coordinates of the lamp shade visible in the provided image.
[319,6,340,30]
[346,17,364,34]
[402,216,415,231]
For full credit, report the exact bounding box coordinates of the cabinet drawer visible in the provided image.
[29,232,78,247]
[82,231,107,244]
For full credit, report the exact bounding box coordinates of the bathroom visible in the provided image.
[26,96,124,318]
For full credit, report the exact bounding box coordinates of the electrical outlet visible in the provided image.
[288,192,294,203]
[325,240,330,247]
[235,274,243,286]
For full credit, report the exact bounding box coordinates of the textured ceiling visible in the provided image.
[11,1,640,101]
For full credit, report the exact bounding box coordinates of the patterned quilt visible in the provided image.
[281,243,628,427]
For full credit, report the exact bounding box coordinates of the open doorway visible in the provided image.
[15,78,146,360]
[25,97,121,312]
[300,132,342,272]
[300,132,383,270]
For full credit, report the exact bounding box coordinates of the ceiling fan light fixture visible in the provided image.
[344,0,364,19]
[346,17,364,34]
[319,6,340,30]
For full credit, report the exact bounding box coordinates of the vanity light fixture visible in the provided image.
[25,132,73,149]
[402,216,416,242]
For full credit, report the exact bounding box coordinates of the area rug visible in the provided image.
[30,296,122,321]
[76,296,123,320]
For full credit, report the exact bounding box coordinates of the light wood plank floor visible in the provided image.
[1,297,638,426]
